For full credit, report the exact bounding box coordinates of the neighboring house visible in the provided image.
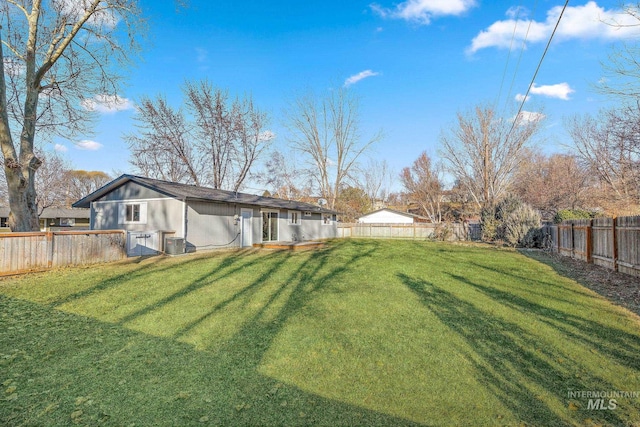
[73,174,338,254]
[357,208,429,224]
[0,207,90,232]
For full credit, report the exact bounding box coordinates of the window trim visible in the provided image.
[126,204,141,223]
[60,217,75,227]
[322,213,333,225]
[119,201,147,225]
[289,210,300,225]
[262,210,279,242]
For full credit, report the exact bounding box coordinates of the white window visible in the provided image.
[303,211,312,217]
[289,211,300,225]
[60,218,75,226]
[0,217,8,228]
[322,213,332,225]
[126,204,140,222]
[119,202,147,224]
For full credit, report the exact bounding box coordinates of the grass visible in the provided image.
[1,239,640,426]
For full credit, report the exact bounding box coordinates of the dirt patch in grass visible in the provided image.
[524,250,640,317]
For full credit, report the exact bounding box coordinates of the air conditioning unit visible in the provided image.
[165,237,185,255]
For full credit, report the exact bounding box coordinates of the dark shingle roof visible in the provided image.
[73,175,337,214]
[0,207,89,219]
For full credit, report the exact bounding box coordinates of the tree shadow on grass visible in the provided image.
[398,273,629,426]
[175,239,382,357]
[2,239,423,426]
[0,294,420,426]
[50,250,251,307]
[519,249,640,317]
[462,257,605,305]
[454,273,640,372]
[115,249,285,326]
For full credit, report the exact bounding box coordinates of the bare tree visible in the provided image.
[284,86,382,210]
[598,3,640,100]
[335,185,371,222]
[1,0,143,231]
[400,152,444,223]
[127,80,273,191]
[511,150,590,218]
[0,153,111,209]
[34,151,71,213]
[64,169,111,204]
[360,158,392,209]
[566,105,640,213]
[439,104,543,211]
[256,150,310,200]
[126,95,203,185]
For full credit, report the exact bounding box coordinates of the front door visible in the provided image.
[262,211,278,242]
[241,209,253,247]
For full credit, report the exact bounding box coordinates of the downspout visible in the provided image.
[182,197,188,245]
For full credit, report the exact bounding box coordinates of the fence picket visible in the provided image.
[0,230,126,276]
[542,215,640,277]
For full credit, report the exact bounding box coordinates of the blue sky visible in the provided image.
[51,0,640,190]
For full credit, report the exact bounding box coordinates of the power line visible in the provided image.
[503,0,539,111]
[494,1,524,110]
[507,0,570,139]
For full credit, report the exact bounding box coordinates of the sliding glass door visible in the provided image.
[262,211,279,242]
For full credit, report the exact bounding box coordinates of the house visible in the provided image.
[73,174,338,255]
[357,208,429,224]
[0,207,90,232]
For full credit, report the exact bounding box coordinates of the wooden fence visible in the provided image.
[543,216,640,277]
[0,230,126,276]
[337,222,475,241]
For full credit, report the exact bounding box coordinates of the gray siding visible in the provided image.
[277,211,337,241]
[99,181,171,201]
[185,201,245,249]
[92,197,184,236]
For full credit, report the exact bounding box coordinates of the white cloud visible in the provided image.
[506,6,529,20]
[3,58,25,77]
[75,140,103,151]
[258,130,276,141]
[344,70,381,87]
[371,0,476,25]
[515,111,545,125]
[54,144,68,153]
[468,1,640,54]
[195,47,208,63]
[81,94,135,114]
[515,93,530,103]
[530,82,574,100]
[515,82,574,102]
[53,0,120,28]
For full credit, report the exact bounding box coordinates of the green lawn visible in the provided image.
[1,239,640,426]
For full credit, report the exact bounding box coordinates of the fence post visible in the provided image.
[612,217,618,272]
[586,219,593,264]
[47,232,54,268]
[570,222,574,259]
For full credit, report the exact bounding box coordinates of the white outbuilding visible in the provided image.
[356,208,427,224]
